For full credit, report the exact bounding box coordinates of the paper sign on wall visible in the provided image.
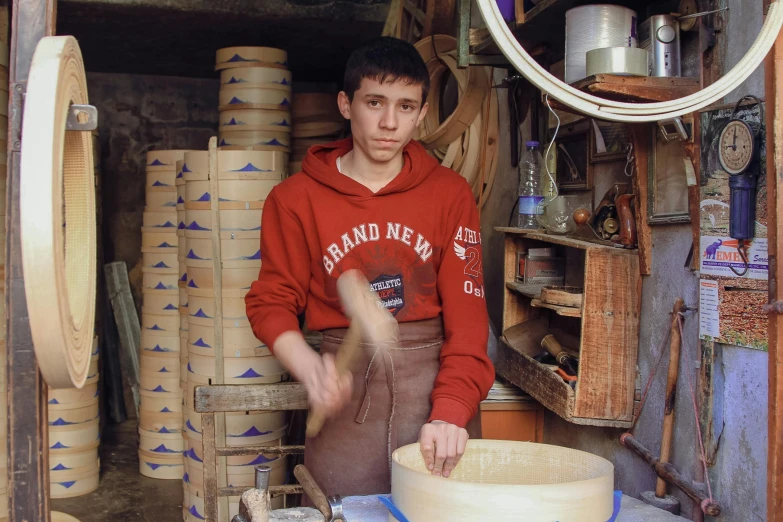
[699,235,768,280]
[699,280,720,339]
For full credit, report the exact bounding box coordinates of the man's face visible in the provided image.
[337,77,428,164]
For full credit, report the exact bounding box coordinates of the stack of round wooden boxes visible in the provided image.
[216,47,291,156]
[139,149,191,481]
[180,148,288,521]
[47,337,101,499]
[289,92,344,175]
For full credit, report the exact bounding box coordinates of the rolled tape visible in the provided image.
[215,46,288,71]
[219,67,291,86]
[218,84,291,111]
[20,36,96,388]
[219,109,292,133]
[586,47,649,77]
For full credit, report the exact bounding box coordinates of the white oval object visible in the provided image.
[143,293,180,316]
[20,36,96,388]
[218,84,291,111]
[142,210,178,229]
[142,311,180,333]
[146,150,189,171]
[184,209,262,234]
[143,251,178,271]
[564,5,637,84]
[139,428,185,455]
[220,67,291,87]
[219,109,292,133]
[138,449,184,480]
[146,189,178,211]
[50,461,100,498]
[391,440,614,522]
[185,179,280,205]
[586,47,648,77]
[218,129,290,150]
[475,0,783,121]
[186,266,259,290]
[215,47,288,71]
[182,151,210,181]
[140,330,180,355]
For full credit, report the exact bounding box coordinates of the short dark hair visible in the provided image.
[343,36,430,104]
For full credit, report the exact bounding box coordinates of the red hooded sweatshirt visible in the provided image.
[245,137,494,427]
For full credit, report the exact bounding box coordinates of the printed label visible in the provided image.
[519,196,545,215]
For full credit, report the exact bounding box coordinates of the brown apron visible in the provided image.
[303,316,481,500]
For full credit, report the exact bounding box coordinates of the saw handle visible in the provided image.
[305,321,362,438]
[293,464,332,519]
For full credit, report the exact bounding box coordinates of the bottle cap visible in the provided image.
[526,141,539,147]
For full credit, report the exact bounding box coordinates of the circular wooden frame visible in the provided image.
[20,36,96,388]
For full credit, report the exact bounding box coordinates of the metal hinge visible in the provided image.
[66,104,98,131]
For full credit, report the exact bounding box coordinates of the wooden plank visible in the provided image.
[630,124,653,275]
[207,138,229,522]
[220,485,303,498]
[194,383,308,413]
[0,3,8,45]
[574,248,640,422]
[514,0,525,25]
[8,1,57,521]
[505,282,544,299]
[530,298,581,318]
[685,113,702,271]
[216,445,305,457]
[202,412,219,522]
[502,236,533,332]
[570,75,700,103]
[767,19,783,522]
[104,261,140,419]
[495,227,638,254]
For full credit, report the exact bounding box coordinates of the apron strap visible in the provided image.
[354,346,399,468]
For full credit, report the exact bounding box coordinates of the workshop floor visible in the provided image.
[51,421,184,522]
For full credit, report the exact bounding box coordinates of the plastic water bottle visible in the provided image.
[518,141,544,229]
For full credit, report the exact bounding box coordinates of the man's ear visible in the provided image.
[416,101,429,127]
[337,91,352,120]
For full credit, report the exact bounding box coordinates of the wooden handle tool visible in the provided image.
[293,464,332,518]
[541,334,578,375]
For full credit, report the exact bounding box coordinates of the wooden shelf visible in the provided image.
[570,75,701,103]
[531,298,581,318]
[505,281,544,299]
[494,227,638,255]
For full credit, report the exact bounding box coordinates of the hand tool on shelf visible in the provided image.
[541,334,579,376]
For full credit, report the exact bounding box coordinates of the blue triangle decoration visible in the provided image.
[153,261,171,269]
[161,407,172,413]
[152,180,169,187]
[163,201,176,207]
[183,472,190,483]
[52,464,70,471]
[179,272,187,282]
[194,338,211,348]
[152,444,178,454]
[229,426,272,438]
[49,398,60,404]
[226,54,254,63]
[178,221,186,230]
[279,78,289,85]
[187,221,210,231]
[176,171,183,178]
[232,162,264,172]
[274,119,290,127]
[146,462,162,471]
[151,345,166,352]
[227,77,241,84]
[177,196,185,204]
[148,325,165,331]
[187,279,199,288]
[245,454,275,466]
[227,118,239,125]
[219,139,228,146]
[50,418,74,426]
[186,249,206,260]
[187,362,194,373]
[265,138,285,147]
[182,163,192,172]
[58,481,77,489]
[151,385,168,392]
[51,442,69,449]
[186,420,201,434]
[236,368,263,379]
[218,197,233,202]
[196,192,211,202]
[159,367,171,373]
[193,308,210,318]
[228,96,245,105]
[163,304,178,310]
[156,221,176,228]
[149,159,167,166]
[154,282,168,290]
[159,427,174,434]
[240,250,261,261]
[156,242,175,248]
[188,505,205,520]
[279,98,291,107]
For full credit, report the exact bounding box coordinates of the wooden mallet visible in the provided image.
[305,269,398,438]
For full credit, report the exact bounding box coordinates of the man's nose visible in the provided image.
[379,107,398,130]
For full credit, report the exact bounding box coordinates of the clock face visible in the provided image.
[718,120,754,175]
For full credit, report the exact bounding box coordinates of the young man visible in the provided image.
[245,36,494,497]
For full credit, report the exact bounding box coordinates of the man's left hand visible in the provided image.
[418,421,469,478]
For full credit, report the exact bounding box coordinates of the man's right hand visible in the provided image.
[272,331,353,418]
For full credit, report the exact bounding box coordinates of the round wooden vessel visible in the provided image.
[48,446,99,473]
[140,389,183,413]
[138,409,183,433]
[50,461,100,498]
[182,151,209,181]
[143,251,178,271]
[219,109,291,133]
[146,169,177,189]
[146,150,189,171]
[49,418,100,452]
[145,188,178,211]
[143,293,180,316]
[49,384,98,405]
[141,228,178,253]
[187,320,267,357]
[215,47,288,71]
[187,352,284,381]
[184,209,262,235]
[142,268,180,291]
[141,311,180,333]
[139,427,185,455]
[218,84,291,112]
[218,129,290,150]
[140,330,180,355]
[185,179,279,205]
[48,398,99,426]
[138,449,184,480]
[185,266,259,290]
[220,67,291,87]
[185,237,261,268]
[391,440,614,521]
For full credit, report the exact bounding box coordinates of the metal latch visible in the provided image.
[66,104,98,131]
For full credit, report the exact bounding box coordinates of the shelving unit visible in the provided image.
[495,228,641,428]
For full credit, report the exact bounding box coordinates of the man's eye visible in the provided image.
[369,100,381,107]
[401,105,412,111]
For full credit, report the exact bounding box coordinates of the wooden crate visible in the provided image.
[479,400,544,442]
[494,228,641,428]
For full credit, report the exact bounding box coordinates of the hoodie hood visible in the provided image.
[301,137,441,197]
